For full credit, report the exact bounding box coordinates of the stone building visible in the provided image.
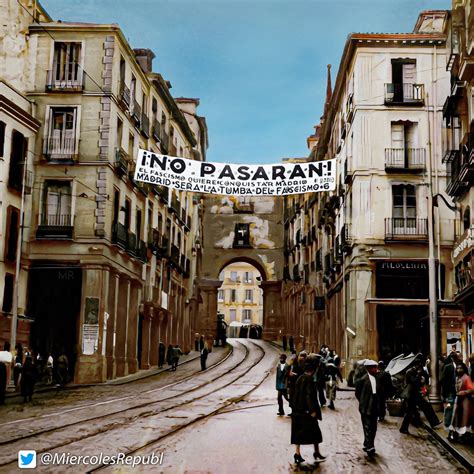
[0,0,207,383]
[443,0,474,358]
[0,80,40,348]
[217,261,263,333]
[284,11,456,364]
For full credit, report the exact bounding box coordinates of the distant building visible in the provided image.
[218,262,263,330]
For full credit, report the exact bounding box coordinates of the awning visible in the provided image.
[365,298,429,306]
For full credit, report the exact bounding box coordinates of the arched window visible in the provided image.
[464,206,471,231]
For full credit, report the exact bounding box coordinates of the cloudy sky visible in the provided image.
[42,0,450,164]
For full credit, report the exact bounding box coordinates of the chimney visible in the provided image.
[133,48,155,74]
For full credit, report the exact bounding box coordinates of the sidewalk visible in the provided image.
[5,345,231,400]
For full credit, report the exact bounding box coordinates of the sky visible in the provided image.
[41,0,451,164]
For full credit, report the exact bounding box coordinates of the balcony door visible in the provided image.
[53,42,82,86]
[392,184,416,233]
[43,181,72,227]
[391,122,419,167]
[48,108,77,158]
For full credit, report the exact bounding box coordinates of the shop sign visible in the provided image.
[453,228,474,262]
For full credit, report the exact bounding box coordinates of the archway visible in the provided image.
[217,261,264,339]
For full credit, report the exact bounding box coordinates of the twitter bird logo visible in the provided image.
[18,450,36,469]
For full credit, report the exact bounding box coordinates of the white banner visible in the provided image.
[134,149,336,196]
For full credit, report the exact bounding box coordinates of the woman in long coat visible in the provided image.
[291,354,326,464]
[448,363,474,441]
[20,356,38,403]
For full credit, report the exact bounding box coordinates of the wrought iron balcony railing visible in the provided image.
[43,137,79,161]
[385,148,426,171]
[46,68,84,91]
[384,218,428,241]
[384,83,425,105]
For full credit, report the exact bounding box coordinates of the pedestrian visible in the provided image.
[19,356,38,403]
[347,362,358,388]
[199,336,205,351]
[377,361,394,422]
[46,353,54,385]
[194,334,199,352]
[200,343,209,371]
[448,362,474,442]
[315,358,327,407]
[171,345,182,371]
[400,355,441,434]
[13,343,23,388]
[166,344,174,368]
[282,335,287,352]
[276,353,290,416]
[0,342,13,405]
[354,359,381,456]
[289,336,295,353]
[57,351,69,386]
[158,342,166,369]
[291,354,326,464]
[440,353,457,432]
[325,361,343,410]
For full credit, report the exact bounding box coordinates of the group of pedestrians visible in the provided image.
[440,351,474,442]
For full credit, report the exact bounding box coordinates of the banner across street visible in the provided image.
[134,149,336,196]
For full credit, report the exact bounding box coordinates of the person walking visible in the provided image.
[325,361,343,410]
[289,336,295,353]
[291,354,326,464]
[171,345,182,371]
[276,353,290,416]
[377,361,394,422]
[448,362,474,441]
[46,354,54,385]
[200,343,209,371]
[158,342,166,369]
[13,343,23,388]
[440,353,457,432]
[355,360,381,456]
[315,358,327,407]
[282,335,287,352]
[0,342,13,405]
[166,344,174,368]
[19,356,38,403]
[400,356,441,434]
[57,351,69,386]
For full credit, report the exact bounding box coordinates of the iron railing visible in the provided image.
[384,218,428,240]
[384,83,425,104]
[385,148,426,170]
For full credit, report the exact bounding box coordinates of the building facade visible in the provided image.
[284,11,456,365]
[0,0,207,383]
[217,262,263,332]
[443,0,474,358]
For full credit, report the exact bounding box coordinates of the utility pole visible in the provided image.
[426,92,441,403]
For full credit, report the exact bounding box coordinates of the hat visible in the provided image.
[303,354,320,370]
[363,359,378,367]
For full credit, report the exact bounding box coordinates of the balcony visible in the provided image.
[324,253,334,275]
[170,244,180,267]
[159,128,169,154]
[186,215,192,231]
[156,185,169,203]
[341,223,352,252]
[169,142,177,157]
[447,149,473,197]
[160,236,169,257]
[148,228,161,253]
[112,222,128,248]
[385,148,426,172]
[127,232,137,256]
[119,83,130,110]
[37,214,73,239]
[293,265,301,282]
[384,83,424,105]
[115,148,129,176]
[183,258,191,278]
[343,158,352,184]
[169,195,180,215]
[131,100,141,126]
[152,120,161,142]
[46,68,84,91]
[43,137,79,162]
[140,112,150,138]
[137,240,147,263]
[384,218,428,241]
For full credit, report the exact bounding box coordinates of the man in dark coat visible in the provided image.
[276,353,290,415]
[158,342,166,369]
[200,344,209,371]
[289,336,295,352]
[440,354,457,429]
[355,359,381,456]
[400,356,440,434]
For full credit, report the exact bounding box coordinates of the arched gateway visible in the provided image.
[197,195,285,343]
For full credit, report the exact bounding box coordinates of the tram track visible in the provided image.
[0,340,269,469]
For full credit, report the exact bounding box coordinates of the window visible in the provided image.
[136,208,142,240]
[245,289,253,303]
[219,271,224,281]
[113,189,120,226]
[230,271,238,282]
[49,42,82,88]
[388,59,421,102]
[242,309,251,322]
[229,309,237,322]
[230,289,237,302]
[45,107,78,160]
[124,199,131,230]
[0,121,5,157]
[218,290,224,302]
[2,273,14,313]
[244,271,252,283]
[392,184,416,228]
[116,117,123,149]
[8,130,27,191]
[233,223,251,248]
[41,181,72,227]
[128,132,134,159]
[5,206,19,262]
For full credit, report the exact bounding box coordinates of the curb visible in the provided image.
[422,422,474,472]
[5,346,231,401]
